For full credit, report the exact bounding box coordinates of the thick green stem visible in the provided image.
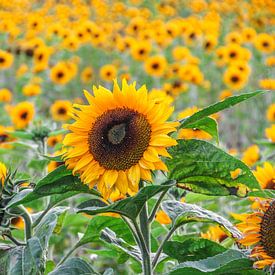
[18,206,32,241]
[133,220,152,275]
[3,233,26,246]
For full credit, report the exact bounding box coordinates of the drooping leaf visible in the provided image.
[183,117,219,144]
[6,165,101,208]
[179,90,265,128]
[34,207,69,249]
[167,139,260,196]
[169,249,263,275]
[162,201,241,239]
[163,238,226,262]
[100,228,141,261]
[48,258,96,275]
[77,181,176,220]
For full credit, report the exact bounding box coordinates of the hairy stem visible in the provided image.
[152,226,176,268]
[148,190,168,223]
[18,205,32,241]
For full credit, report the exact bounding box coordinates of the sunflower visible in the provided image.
[63,80,178,199]
[99,64,117,82]
[22,83,41,96]
[130,41,151,61]
[0,125,14,148]
[144,55,167,77]
[266,104,275,122]
[254,33,274,54]
[219,89,233,100]
[81,67,94,83]
[0,88,12,103]
[242,27,257,43]
[0,50,14,70]
[223,67,248,90]
[235,199,275,269]
[0,162,7,186]
[50,100,72,122]
[265,124,275,142]
[242,145,260,167]
[47,134,63,147]
[50,62,71,85]
[10,101,35,129]
[254,162,275,190]
[172,46,190,61]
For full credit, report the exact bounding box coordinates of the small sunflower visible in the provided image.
[265,125,275,143]
[254,33,274,54]
[0,88,12,103]
[0,125,14,148]
[50,62,71,85]
[47,134,63,147]
[144,55,167,77]
[266,104,275,122]
[99,64,117,82]
[0,162,7,186]
[254,162,275,190]
[236,199,275,269]
[50,100,72,122]
[155,210,172,225]
[242,145,260,167]
[63,80,178,199]
[10,102,35,129]
[22,83,41,97]
[0,50,14,70]
[81,67,94,84]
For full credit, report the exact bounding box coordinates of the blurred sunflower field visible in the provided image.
[0,0,274,274]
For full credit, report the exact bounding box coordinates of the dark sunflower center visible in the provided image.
[0,57,5,63]
[58,107,66,115]
[263,42,269,47]
[231,76,239,83]
[230,52,236,58]
[260,200,275,258]
[0,134,8,143]
[88,108,151,170]
[266,179,275,189]
[152,63,159,69]
[57,71,64,79]
[20,111,28,120]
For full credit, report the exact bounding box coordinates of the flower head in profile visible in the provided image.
[63,80,178,199]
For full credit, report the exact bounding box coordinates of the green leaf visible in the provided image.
[45,261,56,274]
[28,159,49,170]
[185,193,216,203]
[48,129,68,137]
[9,131,34,140]
[48,258,96,275]
[163,238,226,262]
[100,227,141,261]
[183,117,219,144]
[169,250,262,275]
[77,181,176,220]
[162,201,241,239]
[79,215,135,246]
[167,139,260,196]
[248,189,275,198]
[6,165,101,208]
[34,207,69,249]
[42,154,63,162]
[179,90,265,128]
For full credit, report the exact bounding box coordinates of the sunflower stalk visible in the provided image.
[148,189,168,223]
[18,205,32,241]
[138,181,152,275]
